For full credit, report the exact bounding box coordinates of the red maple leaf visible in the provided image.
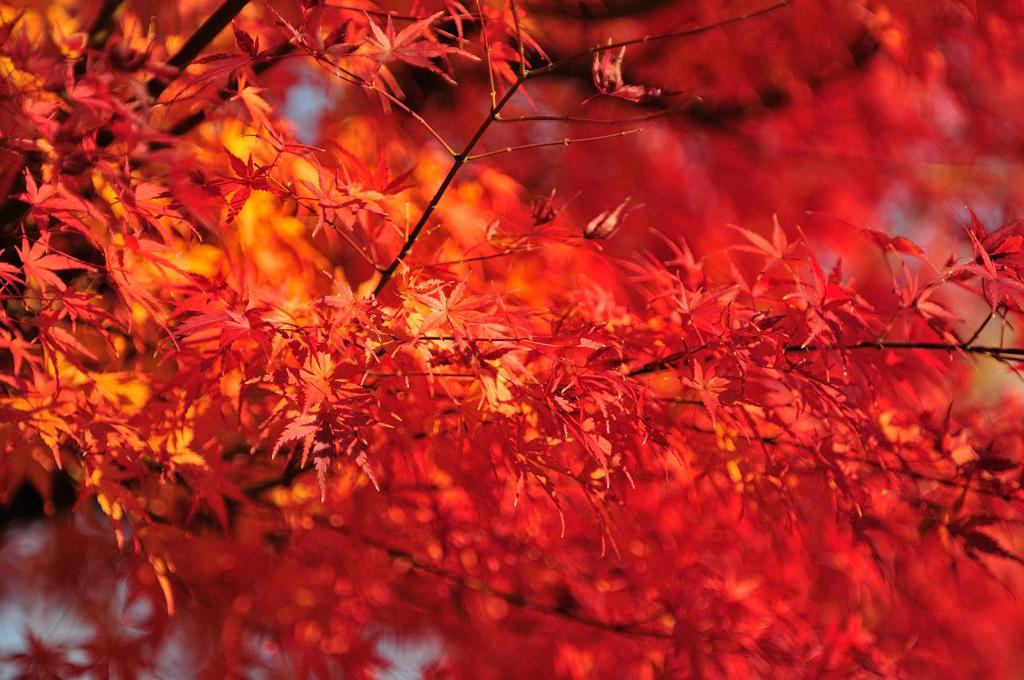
[16,235,94,291]
[409,280,505,342]
[680,362,730,423]
[364,12,477,83]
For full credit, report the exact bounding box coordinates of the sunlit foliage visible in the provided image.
[2,0,1024,676]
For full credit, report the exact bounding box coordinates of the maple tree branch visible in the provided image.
[239,454,311,498]
[628,349,689,376]
[787,340,1024,359]
[410,334,535,342]
[87,0,126,50]
[630,340,1024,377]
[72,0,126,77]
[466,128,642,161]
[147,0,252,100]
[371,79,524,296]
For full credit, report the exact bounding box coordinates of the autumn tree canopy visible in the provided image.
[2,0,1024,677]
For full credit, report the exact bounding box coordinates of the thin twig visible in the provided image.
[527,1,790,78]
[630,340,1024,377]
[509,0,528,79]
[788,341,1024,359]
[466,128,642,161]
[312,56,457,156]
[325,3,431,20]
[963,313,995,347]
[496,104,691,125]
[475,0,498,109]
[367,371,478,378]
[416,246,536,268]
[360,83,457,156]
[404,334,535,342]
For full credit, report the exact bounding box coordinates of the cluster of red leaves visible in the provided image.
[2,0,1024,677]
